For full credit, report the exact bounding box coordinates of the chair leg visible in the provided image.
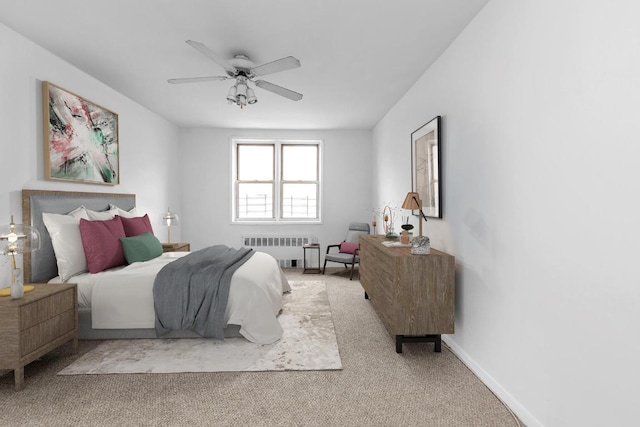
[322,259,327,275]
[350,264,355,280]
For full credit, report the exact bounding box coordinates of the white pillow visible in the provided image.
[85,207,116,220]
[68,206,88,218]
[42,210,89,281]
[109,204,138,218]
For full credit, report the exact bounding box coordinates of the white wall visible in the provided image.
[0,23,181,273]
[372,1,640,426]
[179,127,372,258]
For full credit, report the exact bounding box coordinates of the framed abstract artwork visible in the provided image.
[411,115,442,219]
[43,81,119,185]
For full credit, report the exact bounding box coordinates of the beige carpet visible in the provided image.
[0,268,520,427]
[58,280,341,374]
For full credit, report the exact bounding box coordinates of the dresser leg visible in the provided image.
[72,337,79,354]
[14,366,24,391]
[434,335,442,352]
[364,291,369,300]
[395,335,403,353]
[395,335,441,353]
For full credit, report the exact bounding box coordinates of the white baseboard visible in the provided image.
[443,336,543,427]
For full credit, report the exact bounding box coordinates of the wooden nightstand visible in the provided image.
[162,242,190,253]
[0,283,78,390]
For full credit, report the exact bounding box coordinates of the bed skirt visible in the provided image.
[78,308,243,340]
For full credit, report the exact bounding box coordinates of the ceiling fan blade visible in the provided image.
[251,56,301,77]
[185,40,237,75]
[167,76,229,84]
[254,80,303,101]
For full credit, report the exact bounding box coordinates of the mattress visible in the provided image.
[50,251,291,344]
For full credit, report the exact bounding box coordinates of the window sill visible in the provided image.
[232,219,322,225]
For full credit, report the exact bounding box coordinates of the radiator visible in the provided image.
[241,235,316,269]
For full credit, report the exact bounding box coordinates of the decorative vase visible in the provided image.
[385,227,398,239]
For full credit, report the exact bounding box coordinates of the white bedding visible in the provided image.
[50,251,291,344]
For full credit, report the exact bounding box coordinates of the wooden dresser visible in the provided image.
[359,235,455,353]
[0,283,78,390]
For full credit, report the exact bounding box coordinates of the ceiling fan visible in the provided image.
[168,40,303,109]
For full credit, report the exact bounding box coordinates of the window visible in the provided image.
[233,139,321,222]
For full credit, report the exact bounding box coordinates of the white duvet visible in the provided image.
[50,251,291,344]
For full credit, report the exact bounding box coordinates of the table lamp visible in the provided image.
[161,208,179,243]
[401,192,428,237]
[0,216,41,299]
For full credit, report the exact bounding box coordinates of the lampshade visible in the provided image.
[246,87,257,104]
[0,216,41,256]
[161,209,179,243]
[401,192,422,210]
[226,85,237,103]
[236,82,247,97]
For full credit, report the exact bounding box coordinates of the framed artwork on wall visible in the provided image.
[411,115,442,219]
[42,81,119,185]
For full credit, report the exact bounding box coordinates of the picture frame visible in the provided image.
[43,81,119,185]
[411,115,442,219]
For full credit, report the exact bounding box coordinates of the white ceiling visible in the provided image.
[0,0,488,130]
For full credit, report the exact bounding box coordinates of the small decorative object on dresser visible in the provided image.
[161,242,190,253]
[0,283,78,390]
[411,235,430,255]
[359,235,454,353]
[382,205,398,239]
[400,221,413,244]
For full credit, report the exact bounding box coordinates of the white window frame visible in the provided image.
[231,138,322,224]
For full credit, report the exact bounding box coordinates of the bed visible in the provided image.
[22,189,290,344]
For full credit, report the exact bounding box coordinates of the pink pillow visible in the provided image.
[339,241,359,254]
[79,217,126,274]
[119,214,154,237]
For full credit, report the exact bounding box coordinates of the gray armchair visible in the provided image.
[322,222,370,280]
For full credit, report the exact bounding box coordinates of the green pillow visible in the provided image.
[120,232,163,264]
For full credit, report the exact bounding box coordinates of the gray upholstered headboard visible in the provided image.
[22,189,136,283]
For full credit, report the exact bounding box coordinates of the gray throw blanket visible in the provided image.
[153,245,254,339]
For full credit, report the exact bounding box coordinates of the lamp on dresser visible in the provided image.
[401,192,429,237]
[0,216,41,299]
[402,192,431,254]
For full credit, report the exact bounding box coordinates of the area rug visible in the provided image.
[58,280,341,375]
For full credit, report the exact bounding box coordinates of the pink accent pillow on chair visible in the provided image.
[79,217,127,273]
[339,242,359,254]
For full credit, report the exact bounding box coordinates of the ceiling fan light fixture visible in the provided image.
[236,82,247,97]
[226,85,237,103]
[246,87,257,104]
[233,76,249,108]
